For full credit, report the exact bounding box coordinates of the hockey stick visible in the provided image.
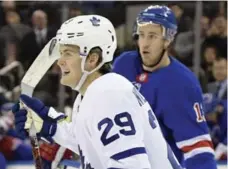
[20,38,59,169]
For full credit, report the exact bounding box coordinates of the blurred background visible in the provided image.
[0,1,227,169]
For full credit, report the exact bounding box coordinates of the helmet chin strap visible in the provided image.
[73,55,105,92]
[144,48,166,68]
[74,72,89,91]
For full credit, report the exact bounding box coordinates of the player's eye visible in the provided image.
[149,34,157,39]
[63,52,73,57]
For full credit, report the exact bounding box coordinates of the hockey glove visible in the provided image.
[13,103,32,138]
[13,94,66,142]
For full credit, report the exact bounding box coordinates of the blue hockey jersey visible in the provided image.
[112,51,217,169]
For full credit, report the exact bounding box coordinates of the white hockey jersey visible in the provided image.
[53,73,182,169]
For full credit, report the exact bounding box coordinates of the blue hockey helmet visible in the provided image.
[134,5,177,41]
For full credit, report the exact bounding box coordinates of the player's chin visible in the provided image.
[60,76,72,87]
[60,76,78,88]
[141,58,155,67]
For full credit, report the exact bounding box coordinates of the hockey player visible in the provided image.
[13,15,182,169]
[112,5,217,169]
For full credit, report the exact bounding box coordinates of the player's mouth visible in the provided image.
[143,51,150,55]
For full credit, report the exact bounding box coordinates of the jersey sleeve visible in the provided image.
[159,82,217,169]
[52,110,78,154]
[83,89,151,169]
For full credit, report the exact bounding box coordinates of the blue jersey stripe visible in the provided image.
[111,147,146,160]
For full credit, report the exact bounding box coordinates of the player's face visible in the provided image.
[137,24,165,67]
[58,44,82,88]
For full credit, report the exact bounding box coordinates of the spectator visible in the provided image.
[205,15,227,58]
[27,1,61,28]
[0,10,31,66]
[207,57,227,98]
[0,0,16,28]
[173,15,210,66]
[207,15,227,38]
[0,10,31,42]
[201,44,220,83]
[19,9,56,70]
[168,3,193,33]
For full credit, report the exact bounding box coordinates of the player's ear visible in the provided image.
[164,39,171,49]
[85,52,99,71]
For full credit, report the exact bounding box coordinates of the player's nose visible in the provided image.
[141,39,150,49]
[142,44,150,50]
[57,58,65,67]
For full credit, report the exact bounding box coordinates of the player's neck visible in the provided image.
[142,52,170,72]
[79,71,102,96]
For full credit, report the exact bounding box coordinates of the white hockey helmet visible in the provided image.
[56,15,117,91]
